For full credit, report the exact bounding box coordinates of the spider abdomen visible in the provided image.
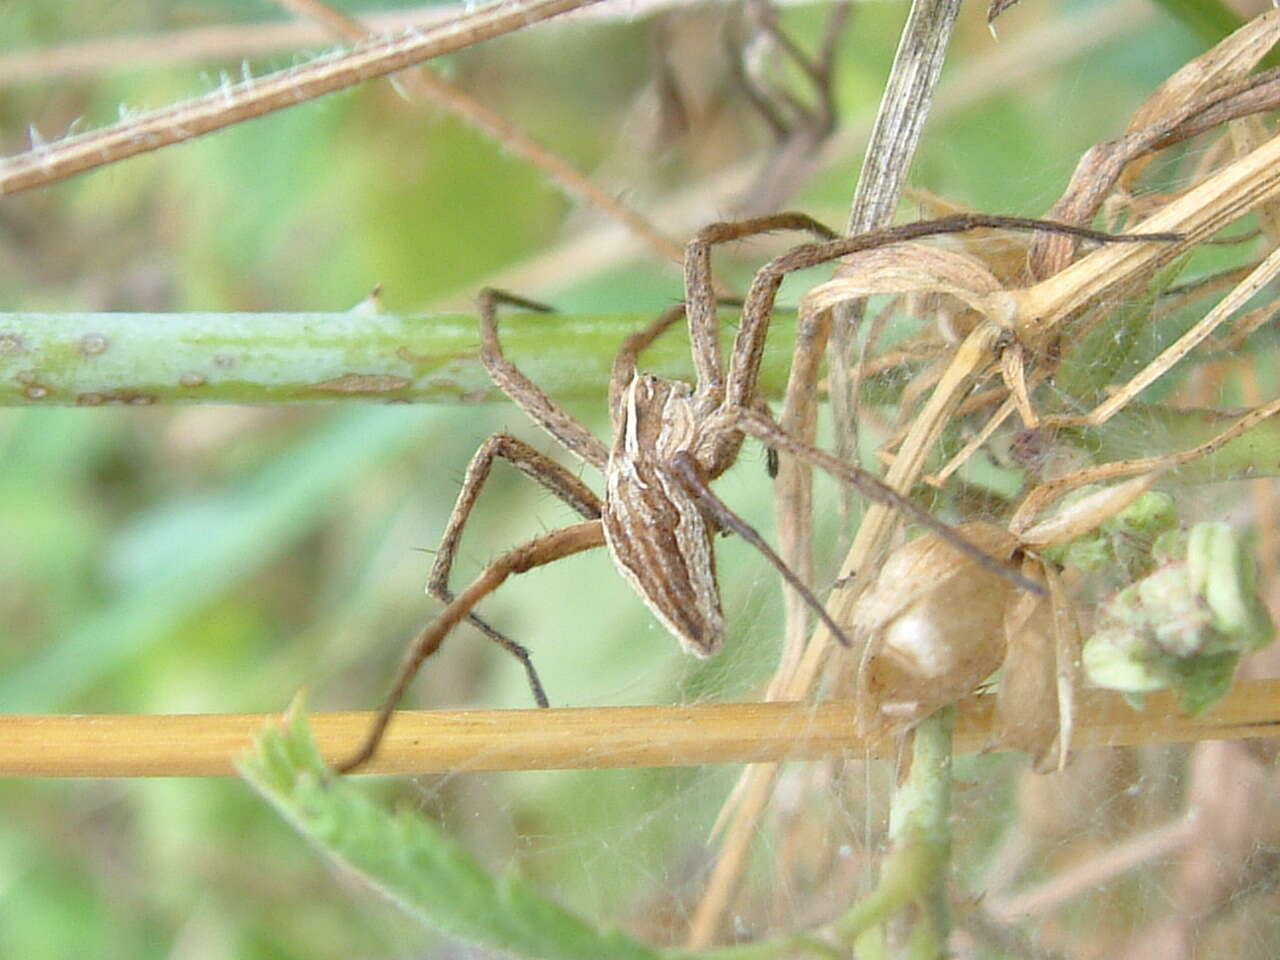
[602,465,725,657]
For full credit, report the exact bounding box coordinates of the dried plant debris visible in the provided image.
[1029,8,1280,279]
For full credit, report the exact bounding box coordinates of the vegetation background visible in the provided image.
[0,1,1263,957]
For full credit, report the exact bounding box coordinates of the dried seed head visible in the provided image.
[853,522,1019,729]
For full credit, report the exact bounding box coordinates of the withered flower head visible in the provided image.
[853,522,1019,730]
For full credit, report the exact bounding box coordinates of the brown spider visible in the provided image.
[337,212,1173,773]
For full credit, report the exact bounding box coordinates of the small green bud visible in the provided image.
[1105,490,1177,540]
[1059,533,1112,572]
[1081,624,1170,693]
[1083,522,1274,715]
[1187,523,1274,648]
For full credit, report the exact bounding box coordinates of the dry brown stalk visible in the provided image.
[6,679,1280,778]
[1029,8,1280,278]
[1016,129,1280,331]
[0,0,608,197]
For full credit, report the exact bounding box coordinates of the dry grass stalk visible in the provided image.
[1016,127,1280,331]
[6,677,1280,777]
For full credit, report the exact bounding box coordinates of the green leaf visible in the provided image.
[238,706,673,960]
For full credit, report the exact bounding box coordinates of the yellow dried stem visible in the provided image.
[7,680,1280,777]
[1228,116,1280,244]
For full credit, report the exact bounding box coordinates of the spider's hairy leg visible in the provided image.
[721,407,1047,597]
[609,304,688,424]
[669,451,852,648]
[336,520,607,774]
[478,289,610,470]
[427,433,603,709]
[725,214,1182,410]
[693,213,1183,477]
[683,213,837,411]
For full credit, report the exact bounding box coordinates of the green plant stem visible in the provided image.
[831,708,954,959]
[8,312,1278,489]
[0,310,796,406]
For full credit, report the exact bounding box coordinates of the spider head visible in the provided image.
[613,372,700,461]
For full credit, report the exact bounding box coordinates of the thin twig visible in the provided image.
[828,0,963,468]
[0,0,608,197]
[985,814,1199,921]
[6,679,1280,778]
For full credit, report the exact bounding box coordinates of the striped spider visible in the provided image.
[338,213,1164,773]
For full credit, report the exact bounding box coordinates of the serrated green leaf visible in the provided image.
[237,709,673,960]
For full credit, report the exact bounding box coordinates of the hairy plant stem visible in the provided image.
[0,310,793,406]
[0,0,608,196]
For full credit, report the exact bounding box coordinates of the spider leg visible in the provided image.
[478,289,610,470]
[683,213,838,412]
[609,304,688,424]
[669,451,852,648]
[727,214,1180,410]
[427,432,603,708]
[720,406,1046,596]
[695,214,1181,478]
[728,0,851,141]
[337,520,606,774]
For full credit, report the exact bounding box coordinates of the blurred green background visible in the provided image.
[0,1,1233,956]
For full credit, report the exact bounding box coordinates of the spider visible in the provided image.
[337,212,1172,773]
